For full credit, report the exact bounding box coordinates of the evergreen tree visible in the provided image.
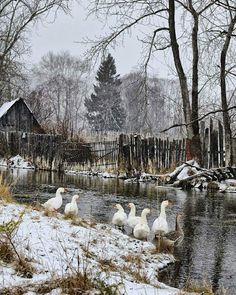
[85,53,126,131]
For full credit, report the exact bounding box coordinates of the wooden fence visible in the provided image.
[200,119,225,168]
[86,119,235,173]
[86,134,186,174]
[0,131,92,171]
[0,120,235,173]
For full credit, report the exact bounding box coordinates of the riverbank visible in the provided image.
[0,201,181,295]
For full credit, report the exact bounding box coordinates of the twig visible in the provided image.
[161,105,236,133]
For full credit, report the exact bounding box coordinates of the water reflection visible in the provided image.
[0,167,235,294]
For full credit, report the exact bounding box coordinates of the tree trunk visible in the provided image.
[220,14,236,166]
[168,0,201,163]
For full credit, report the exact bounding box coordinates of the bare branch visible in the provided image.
[161,105,236,133]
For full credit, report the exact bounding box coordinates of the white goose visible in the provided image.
[42,187,66,211]
[151,200,172,237]
[133,208,150,240]
[112,204,127,230]
[127,203,141,230]
[64,194,79,216]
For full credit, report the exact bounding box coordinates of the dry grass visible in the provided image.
[42,208,58,217]
[0,174,13,203]
[0,240,15,263]
[64,212,79,221]
[121,253,143,265]
[70,217,97,229]
[0,237,35,278]
[80,244,96,259]
[183,279,214,294]
[0,211,35,278]
[14,255,35,278]
[98,258,117,272]
[120,253,151,285]
[59,273,95,294]
[122,264,150,285]
[1,271,120,295]
[0,286,25,295]
[25,201,44,212]
[1,273,95,295]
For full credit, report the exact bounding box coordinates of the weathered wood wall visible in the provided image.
[87,134,186,174]
[200,119,225,168]
[0,98,44,133]
[1,121,236,174]
[0,131,92,171]
[88,140,118,171]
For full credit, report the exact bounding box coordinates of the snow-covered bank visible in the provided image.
[0,202,182,295]
[0,155,35,169]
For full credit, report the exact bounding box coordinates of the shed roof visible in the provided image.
[0,98,33,119]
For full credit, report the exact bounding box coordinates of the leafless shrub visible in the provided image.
[0,240,15,263]
[0,212,35,278]
[14,256,35,278]
[0,174,13,203]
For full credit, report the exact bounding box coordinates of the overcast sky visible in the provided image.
[29,1,171,78]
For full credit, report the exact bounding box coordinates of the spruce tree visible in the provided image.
[85,53,126,131]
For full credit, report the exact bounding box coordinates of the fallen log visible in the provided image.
[166,161,236,189]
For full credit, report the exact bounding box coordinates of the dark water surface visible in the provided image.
[1,167,236,293]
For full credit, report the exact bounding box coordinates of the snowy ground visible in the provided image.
[0,201,187,295]
[0,155,35,169]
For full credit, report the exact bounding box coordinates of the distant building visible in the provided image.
[0,97,44,133]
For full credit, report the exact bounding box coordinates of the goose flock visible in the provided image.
[42,187,184,248]
[42,187,79,216]
[112,200,184,248]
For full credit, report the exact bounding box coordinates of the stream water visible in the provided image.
[1,167,236,294]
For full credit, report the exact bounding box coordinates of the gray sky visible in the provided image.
[29,1,170,77]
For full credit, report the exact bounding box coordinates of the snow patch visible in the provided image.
[0,202,177,294]
[0,155,35,169]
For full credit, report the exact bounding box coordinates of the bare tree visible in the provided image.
[218,0,236,166]
[202,0,236,165]
[86,0,217,163]
[31,51,90,138]
[0,0,73,101]
[121,72,183,136]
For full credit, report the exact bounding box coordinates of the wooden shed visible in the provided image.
[0,97,44,133]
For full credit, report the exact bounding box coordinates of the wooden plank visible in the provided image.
[148,137,155,173]
[212,130,219,167]
[141,138,148,172]
[218,120,224,167]
[162,140,166,169]
[134,135,141,173]
[155,138,159,171]
[209,119,214,168]
[203,127,209,168]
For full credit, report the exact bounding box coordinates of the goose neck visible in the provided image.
[141,211,148,223]
[56,191,62,199]
[72,198,77,204]
[129,206,136,217]
[160,204,166,217]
